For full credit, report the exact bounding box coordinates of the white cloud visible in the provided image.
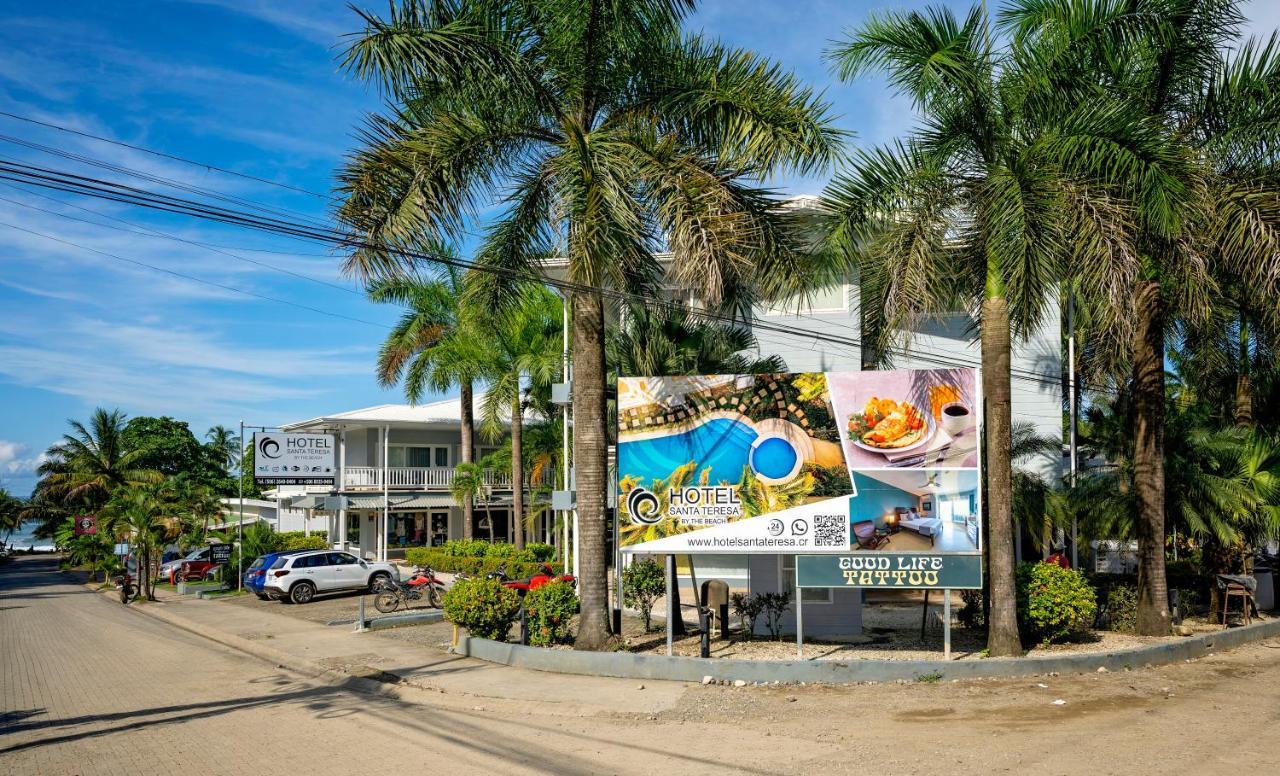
[0,440,44,475]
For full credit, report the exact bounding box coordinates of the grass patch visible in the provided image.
[913,671,944,683]
[200,589,246,599]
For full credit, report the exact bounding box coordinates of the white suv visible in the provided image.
[262,551,399,604]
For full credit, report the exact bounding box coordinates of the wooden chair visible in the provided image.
[1222,582,1256,627]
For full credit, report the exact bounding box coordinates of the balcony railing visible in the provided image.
[344,466,547,490]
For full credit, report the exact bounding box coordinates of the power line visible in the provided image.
[0,184,364,298]
[0,110,333,201]
[0,219,389,329]
[0,155,1100,396]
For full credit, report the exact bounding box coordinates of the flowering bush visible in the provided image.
[1016,562,1098,644]
[442,577,521,641]
[524,580,578,646]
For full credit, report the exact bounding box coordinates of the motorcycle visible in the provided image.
[489,563,576,593]
[373,566,446,613]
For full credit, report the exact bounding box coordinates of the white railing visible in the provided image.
[344,466,541,490]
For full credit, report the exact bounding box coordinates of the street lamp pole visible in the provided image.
[238,419,245,589]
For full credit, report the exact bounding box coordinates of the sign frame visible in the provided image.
[253,432,336,485]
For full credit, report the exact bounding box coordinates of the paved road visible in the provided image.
[0,556,830,775]
[7,554,1280,776]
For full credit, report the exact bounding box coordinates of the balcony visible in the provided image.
[344,466,542,490]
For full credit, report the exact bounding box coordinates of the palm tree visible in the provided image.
[205,425,240,475]
[1003,0,1280,634]
[0,488,23,548]
[367,262,488,539]
[479,285,563,550]
[337,1,843,650]
[38,408,160,511]
[822,3,1156,655]
[102,481,187,600]
[608,302,787,377]
[449,462,492,541]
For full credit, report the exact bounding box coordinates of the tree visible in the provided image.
[337,0,842,650]
[622,557,666,631]
[450,462,492,541]
[37,408,160,512]
[1003,0,1280,634]
[822,3,1156,654]
[0,488,24,547]
[205,425,240,475]
[607,301,787,377]
[479,285,563,550]
[101,481,189,600]
[123,416,233,495]
[367,263,487,539]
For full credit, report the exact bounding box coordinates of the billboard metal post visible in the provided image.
[665,554,674,657]
[943,589,952,660]
[237,419,244,589]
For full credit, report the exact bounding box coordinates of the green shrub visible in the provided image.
[524,542,555,562]
[757,591,791,640]
[442,577,522,641]
[1103,585,1138,633]
[1016,562,1098,644]
[404,547,563,579]
[957,589,985,629]
[440,539,491,558]
[622,558,666,631]
[524,580,578,646]
[281,535,328,551]
[276,530,327,546]
[731,591,764,634]
[485,541,517,558]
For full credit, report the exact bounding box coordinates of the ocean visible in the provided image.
[4,521,56,552]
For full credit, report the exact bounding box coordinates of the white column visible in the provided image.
[338,428,347,550]
[382,424,390,563]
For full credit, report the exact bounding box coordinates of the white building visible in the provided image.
[272,394,550,560]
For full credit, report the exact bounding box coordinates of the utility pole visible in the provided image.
[237,419,245,589]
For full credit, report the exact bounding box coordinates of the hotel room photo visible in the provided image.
[848,469,981,553]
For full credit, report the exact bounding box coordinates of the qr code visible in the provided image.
[813,514,847,547]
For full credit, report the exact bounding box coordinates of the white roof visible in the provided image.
[282,390,540,431]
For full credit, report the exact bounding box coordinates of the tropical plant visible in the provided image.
[337,0,844,650]
[0,488,23,547]
[1000,0,1280,635]
[1010,421,1067,556]
[100,481,188,600]
[37,408,160,511]
[524,579,579,646]
[607,301,787,378]
[450,462,493,541]
[1015,561,1097,645]
[730,591,765,635]
[368,261,488,539]
[52,517,113,581]
[737,468,816,518]
[479,285,563,550]
[823,2,1169,655]
[622,557,666,631]
[205,425,240,475]
[442,576,522,641]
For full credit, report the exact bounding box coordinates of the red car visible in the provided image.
[159,547,221,583]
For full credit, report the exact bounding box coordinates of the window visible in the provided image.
[781,555,832,603]
[389,445,450,468]
[328,553,357,566]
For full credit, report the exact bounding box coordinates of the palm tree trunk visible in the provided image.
[981,295,1022,657]
[511,390,525,551]
[460,380,475,541]
[572,289,613,650]
[1132,279,1172,635]
[1234,306,1252,427]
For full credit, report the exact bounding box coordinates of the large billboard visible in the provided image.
[617,370,982,587]
[253,432,336,485]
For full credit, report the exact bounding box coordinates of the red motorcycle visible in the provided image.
[490,563,576,592]
[372,566,446,613]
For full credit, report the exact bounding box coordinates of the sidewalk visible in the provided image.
[110,585,687,715]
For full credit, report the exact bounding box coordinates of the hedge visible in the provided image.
[404,547,563,579]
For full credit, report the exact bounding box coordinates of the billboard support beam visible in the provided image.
[665,554,674,657]
[943,589,952,660]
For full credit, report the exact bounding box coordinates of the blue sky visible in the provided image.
[1,0,1277,497]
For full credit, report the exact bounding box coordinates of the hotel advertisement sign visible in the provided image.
[253,432,335,485]
[796,553,982,589]
[617,370,983,585]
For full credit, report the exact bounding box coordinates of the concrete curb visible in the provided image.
[327,609,445,630]
[460,617,1280,683]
